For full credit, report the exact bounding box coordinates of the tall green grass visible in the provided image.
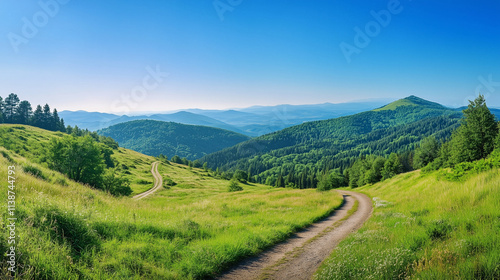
[0,147,342,279]
[0,124,158,194]
[315,169,500,279]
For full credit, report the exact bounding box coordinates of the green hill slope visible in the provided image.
[373,95,447,111]
[98,120,251,160]
[202,96,461,185]
[0,125,342,279]
[0,124,157,195]
[315,167,500,279]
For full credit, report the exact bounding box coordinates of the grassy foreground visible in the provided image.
[315,169,500,279]
[0,146,342,279]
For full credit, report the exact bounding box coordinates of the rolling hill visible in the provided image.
[0,123,342,279]
[201,96,462,184]
[98,120,251,160]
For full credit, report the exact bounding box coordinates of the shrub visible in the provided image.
[165,178,176,187]
[54,177,68,186]
[228,179,243,192]
[0,150,14,162]
[23,164,45,179]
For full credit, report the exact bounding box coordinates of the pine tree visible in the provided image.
[450,95,498,164]
[32,105,44,127]
[52,109,61,131]
[275,172,285,188]
[16,100,32,125]
[42,104,52,130]
[3,93,20,123]
[0,96,4,123]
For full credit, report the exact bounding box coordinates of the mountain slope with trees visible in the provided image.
[202,96,462,186]
[98,120,251,160]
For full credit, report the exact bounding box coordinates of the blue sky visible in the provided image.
[1,0,499,113]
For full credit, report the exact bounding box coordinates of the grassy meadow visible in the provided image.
[315,169,500,279]
[0,124,157,195]
[0,140,342,279]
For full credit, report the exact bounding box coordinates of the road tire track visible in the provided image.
[132,161,163,200]
[218,190,372,280]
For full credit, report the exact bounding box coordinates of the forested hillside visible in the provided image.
[98,120,251,160]
[202,96,462,186]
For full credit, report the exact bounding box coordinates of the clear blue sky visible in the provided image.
[1,0,499,113]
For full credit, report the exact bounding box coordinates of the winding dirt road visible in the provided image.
[132,161,163,200]
[218,190,372,280]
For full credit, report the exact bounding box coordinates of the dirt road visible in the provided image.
[132,161,163,200]
[218,190,372,280]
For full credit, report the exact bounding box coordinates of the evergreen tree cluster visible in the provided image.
[0,93,66,131]
[424,95,500,170]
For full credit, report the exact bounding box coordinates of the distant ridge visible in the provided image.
[98,119,251,160]
[60,100,387,136]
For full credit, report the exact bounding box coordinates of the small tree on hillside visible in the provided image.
[413,136,439,169]
[450,94,497,165]
[382,153,403,180]
[233,170,248,183]
[102,168,132,196]
[48,135,105,187]
[228,179,243,192]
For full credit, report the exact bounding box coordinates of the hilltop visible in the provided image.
[373,95,447,111]
[202,96,461,185]
[98,120,251,160]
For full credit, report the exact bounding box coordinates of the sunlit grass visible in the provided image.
[315,169,500,279]
[0,146,342,279]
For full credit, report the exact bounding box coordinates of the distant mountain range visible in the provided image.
[60,100,389,136]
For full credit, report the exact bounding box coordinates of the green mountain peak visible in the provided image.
[373,95,446,111]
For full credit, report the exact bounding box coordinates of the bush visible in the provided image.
[102,169,133,196]
[0,150,14,162]
[165,178,176,187]
[228,179,243,192]
[54,177,68,186]
[22,164,45,179]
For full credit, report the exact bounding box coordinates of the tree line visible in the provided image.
[0,93,66,131]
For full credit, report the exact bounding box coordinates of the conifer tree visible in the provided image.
[16,100,32,124]
[450,95,497,164]
[0,96,4,123]
[3,93,20,123]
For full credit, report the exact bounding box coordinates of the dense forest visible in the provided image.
[98,119,250,160]
[0,93,65,131]
[341,94,500,189]
[202,96,462,187]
